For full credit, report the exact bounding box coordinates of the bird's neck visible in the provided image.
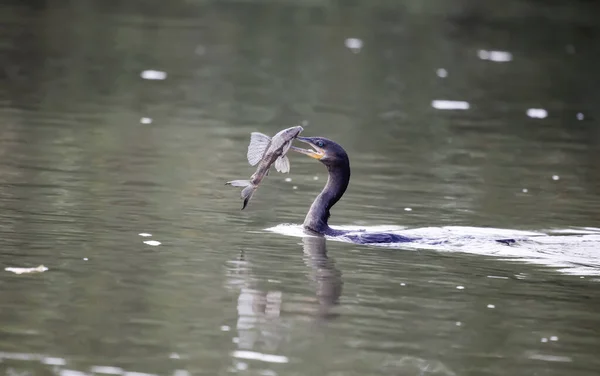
[304,160,350,234]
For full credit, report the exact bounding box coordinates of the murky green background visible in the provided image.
[1,1,600,375]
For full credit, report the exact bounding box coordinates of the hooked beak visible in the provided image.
[292,137,325,160]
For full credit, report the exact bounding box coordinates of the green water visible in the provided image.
[1,1,600,375]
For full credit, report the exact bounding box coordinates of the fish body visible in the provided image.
[226,125,303,209]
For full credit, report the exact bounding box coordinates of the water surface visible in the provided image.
[1,1,600,375]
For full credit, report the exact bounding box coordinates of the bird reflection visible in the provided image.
[301,234,343,319]
[224,234,343,363]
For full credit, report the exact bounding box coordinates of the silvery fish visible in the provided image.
[226,125,304,209]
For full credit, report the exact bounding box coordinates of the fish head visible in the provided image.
[270,125,304,150]
[293,137,348,166]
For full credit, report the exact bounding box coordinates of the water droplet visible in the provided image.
[344,38,363,53]
[436,68,448,78]
[143,240,161,246]
[431,100,470,110]
[552,175,560,181]
[527,108,548,119]
[140,117,153,124]
[140,70,167,80]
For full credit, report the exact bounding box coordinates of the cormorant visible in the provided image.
[292,136,414,244]
[292,136,516,246]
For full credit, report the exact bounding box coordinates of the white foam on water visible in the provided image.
[143,240,161,246]
[478,49,513,62]
[527,108,548,118]
[344,38,363,53]
[140,70,167,80]
[91,366,124,374]
[265,224,600,276]
[528,353,572,362]
[5,265,48,274]
[232,350,289,364]
[431,100,470,110]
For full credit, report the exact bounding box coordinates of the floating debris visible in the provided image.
[576,113,584,120]
[487,304,496,309]
[436,68,448,78]
[456,286,465,290]
[221,325,230,332]
[404,207,412,211]
[5,265,48,274]
[140,117,153,124]
[522,188,528,193]
[90,366,124,374]
[527,108,548,119]
[552,175,560,181]
[344,38,363,53]
[143,240,161,246]
[284,177,292,182]
[431,100,470,110]
[140,70,167,80]
[139,233,152,237]
[292,186,298,190]
[478,49,513,62]
[550,336,559,341]
[232,350,289,364]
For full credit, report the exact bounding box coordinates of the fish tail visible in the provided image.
[225,180,257,210]
[240,184,256,210]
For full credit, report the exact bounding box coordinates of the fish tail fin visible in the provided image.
[225,180,257,210]
[240,184,256,210]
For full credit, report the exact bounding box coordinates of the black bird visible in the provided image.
[292,136,517,246]
[292,136,415,244]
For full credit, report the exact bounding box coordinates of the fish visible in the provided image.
[226,125,304,209]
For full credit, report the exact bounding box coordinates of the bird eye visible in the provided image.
[316,140,324,147]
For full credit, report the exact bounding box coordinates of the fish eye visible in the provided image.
[316,140,324,147]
